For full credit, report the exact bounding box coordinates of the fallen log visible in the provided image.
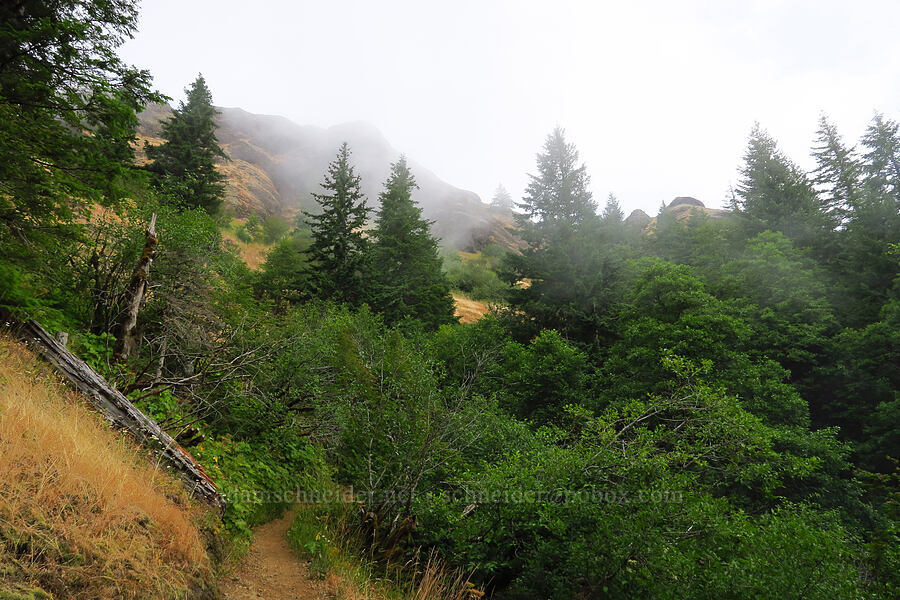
[6,314,225,513]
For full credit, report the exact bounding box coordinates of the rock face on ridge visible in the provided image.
[627,198,730,233]
[669,196,705,208]
[664,196,729,221]
[625,209,652,229]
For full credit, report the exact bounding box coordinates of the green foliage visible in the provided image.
[732,124,830,247]
[367,157,456,329]
[235,224,252,243]
[861,113,900,202]
[245,212,262,238]
[191,430,326,549]
[304,143,371,304]
[261,214,291,244]
[491,184,513,210]
[601,193,625,222]
[3,26,898,596]
[715,231,837,391]
[601,259,809,427]
[146,74,227,213]
[494,330,591,423]
[0,0,160,254]
[824,297,900,471]
[415,358,867,599]
[0,0,160,334]
[443,251,509,301]
[812,114,861,223]
[515,127,596,230]
[255,232,312,305]
[502,129,635,346]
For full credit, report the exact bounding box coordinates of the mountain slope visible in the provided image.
[138,105,517,250]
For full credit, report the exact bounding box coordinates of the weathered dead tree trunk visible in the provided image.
[6,314,225,513]
[114,213,157,362]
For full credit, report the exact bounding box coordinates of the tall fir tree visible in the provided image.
[733,124,828,247]
[146,74,226,214]
[504,129,620,346]
[516,127,597,240]
[860,113,900,204]
[601,193,624,222]
[304,143,371,304]
[830,114,900,326]
[368,157,456,328]
[491,184,514,211]
[811,115,860,224]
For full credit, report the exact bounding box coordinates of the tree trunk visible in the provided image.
[6,313,225,513]
[114,213,157,362]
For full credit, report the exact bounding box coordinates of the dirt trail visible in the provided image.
[220,510,326,600]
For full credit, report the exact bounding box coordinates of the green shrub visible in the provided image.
[443,252,508,301]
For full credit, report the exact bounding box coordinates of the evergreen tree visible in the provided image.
[504,129,621,346]
[812,115,861,225]
[0,0,163,322]
[491,184,514,211]
[146,74,226,213]
[304,143,371,304]
[0,0,159,271]
[516,127,597,238]
[733,124,828,246]
[368,157,456,328]
[860,113,900,203]
[601,193,624,222]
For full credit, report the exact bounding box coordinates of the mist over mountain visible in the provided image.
[138,104,517,250]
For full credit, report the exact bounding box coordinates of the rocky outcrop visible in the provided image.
[664,197,729,221]
[669,196,704,208]
[625,209,652,229]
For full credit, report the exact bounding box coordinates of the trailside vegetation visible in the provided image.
[0,2,898,598]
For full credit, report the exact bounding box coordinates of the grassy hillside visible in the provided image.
[0,337,217,600]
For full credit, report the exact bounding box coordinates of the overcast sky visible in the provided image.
[119,0,900,216]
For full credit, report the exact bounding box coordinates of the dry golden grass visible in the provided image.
[452,294,490,324]
[221,226,269,271]
[0,337,214,599]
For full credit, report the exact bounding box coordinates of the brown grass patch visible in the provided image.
[221,226,270,271]
[452,294,490,324]
[0,337,214,599]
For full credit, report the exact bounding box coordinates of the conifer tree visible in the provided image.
[304,143,371,304]
[369,157,455,328]
[811,115,860,224]
[734,124,827,246]
[860,113,900,204]
[491,184,514,211]
[147,74,226,213]
[601,193,624,222]
[0,0,159,266]
[517,127,597,240]
[505,129,618,345]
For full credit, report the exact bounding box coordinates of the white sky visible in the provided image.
[120,0,900,216]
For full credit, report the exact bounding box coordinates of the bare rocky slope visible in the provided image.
[138,104,517,251]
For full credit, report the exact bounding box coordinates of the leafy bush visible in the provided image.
[191,429,327,551]
[261,214,291,244]
[443,251,509,300]
[235,223,252,243]
[413,358,869,599]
